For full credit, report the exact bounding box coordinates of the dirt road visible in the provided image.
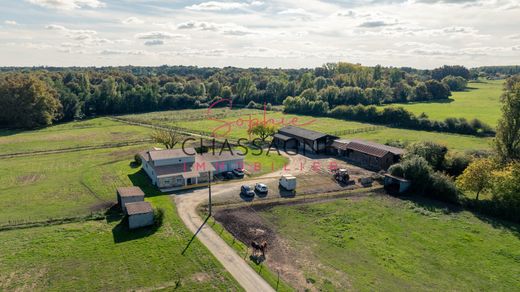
[174,153,311,291]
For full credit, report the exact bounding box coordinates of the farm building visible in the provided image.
[273,126,338,154]
[117,186,145,212]
[331,139,405,171]
[125,201,154,229]
[139,148,244,190]
[384,174,411,195]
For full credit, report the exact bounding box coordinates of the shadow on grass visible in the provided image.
[0,129,23,137]
[128,169,164,197]
[111,216,161,243]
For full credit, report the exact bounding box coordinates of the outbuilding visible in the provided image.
[117,186,145,212]
[331,139,404,170]
[384,174,411,195]
[273,126,338,154]
[125,201,154,229]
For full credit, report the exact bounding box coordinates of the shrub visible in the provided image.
[133,154,142,166]
[153,208,165,227]
[427,172,459,203]
[444,152,472,176]
[400,155,433,193]
[442,75,468,91]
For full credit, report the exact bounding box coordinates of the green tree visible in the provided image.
[150,129,185,149]
[456,158,495,200]
[406,141,448,170]
[442,75,467,91]
[495,76,520,162]
[0,74,62,128]
[247,124,277,142]
[236,77,256,104]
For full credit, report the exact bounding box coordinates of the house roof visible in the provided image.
[332,139,405,158]
[155,155,216,178]
[148,148,196,161]
[202,150,244,163]
[278,126,331,141]
[125,201,153,215]
[117,186,145,198]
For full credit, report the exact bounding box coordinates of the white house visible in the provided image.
[139,148,244,190]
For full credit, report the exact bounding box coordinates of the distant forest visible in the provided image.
[0,63,509,133]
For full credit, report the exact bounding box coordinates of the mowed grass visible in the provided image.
[381,80,504,127]
[0,118,151,155]
[259,195,520,291]
[0,195,242,291]
[0,145,153,224]
[123,109,491,151]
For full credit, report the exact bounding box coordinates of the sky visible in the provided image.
[0,0,519,69]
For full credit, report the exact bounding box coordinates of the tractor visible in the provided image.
[333,168,350,183]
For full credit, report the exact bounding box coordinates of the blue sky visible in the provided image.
[0,0,519,68]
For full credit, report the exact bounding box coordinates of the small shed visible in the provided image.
[384,174,411,195]
[125,201,154,229]
[117,186,145,212]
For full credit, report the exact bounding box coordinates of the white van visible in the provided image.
[279,174,297,191]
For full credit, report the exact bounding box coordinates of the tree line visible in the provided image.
[0,63,472,129]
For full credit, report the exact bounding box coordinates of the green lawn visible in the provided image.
[122,109,491,151]
[0,145,149,224]
[0,118,152,155]
[381,80,504,127]
[0,195,241,291]
[258,195,520,291]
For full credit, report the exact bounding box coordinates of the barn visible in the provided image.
[116,186,145,212]
[273,126,337,154]
[331,139,405,170]
[125,201,154,229]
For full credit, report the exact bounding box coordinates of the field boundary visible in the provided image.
[0,139,152,159]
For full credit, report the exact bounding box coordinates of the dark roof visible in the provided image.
[117,186,145,198]
[202,151,244,163]
[148,148,196,161]
[125,201,153,215]
[332,139,405,158]
[278,126,330,141]
[154,155,215,177]
[273,133,293,141]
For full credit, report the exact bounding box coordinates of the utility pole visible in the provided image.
[208,171,212,216]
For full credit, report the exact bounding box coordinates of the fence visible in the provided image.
[327,125,386,137]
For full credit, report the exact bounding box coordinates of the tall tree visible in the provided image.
[495,76,520,162]
[456,158,495,200]
[0,74,62,128]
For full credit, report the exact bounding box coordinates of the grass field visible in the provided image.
[258,194,520,291]
[0,195,242,291]
[381,80,504,127]
[122,109,492,152]
[0,118,151,155]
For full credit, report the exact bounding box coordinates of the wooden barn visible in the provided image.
[331,139,405,170]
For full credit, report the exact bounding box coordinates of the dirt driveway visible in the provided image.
[173,153,376,291]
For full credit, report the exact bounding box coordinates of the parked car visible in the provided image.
[240,185,255,197]
[232,168,244,178]
[255,183,268,193]
[223,171,234,180]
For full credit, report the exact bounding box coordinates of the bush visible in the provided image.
[153,208,165,227]
[442,75,468,91]
[444,152,472,176]
[427,172,459,203]
[399,155,433,193]
[133,154,142,166]
[406,141,448,171]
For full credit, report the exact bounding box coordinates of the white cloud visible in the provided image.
[121,17,144,25]
[144,39,164,46]
[45,24,98,40]
[28,0,105,10]
[4,20,18,25]
[186,1,263,11]
[135,31,187,40]
[177,21,255,36]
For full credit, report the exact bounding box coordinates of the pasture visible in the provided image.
[122,108,493,151]
[381,80,504,127]
[0,195,241,291]
[254,194,520,291]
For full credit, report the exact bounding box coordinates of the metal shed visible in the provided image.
[125,201,154,229]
